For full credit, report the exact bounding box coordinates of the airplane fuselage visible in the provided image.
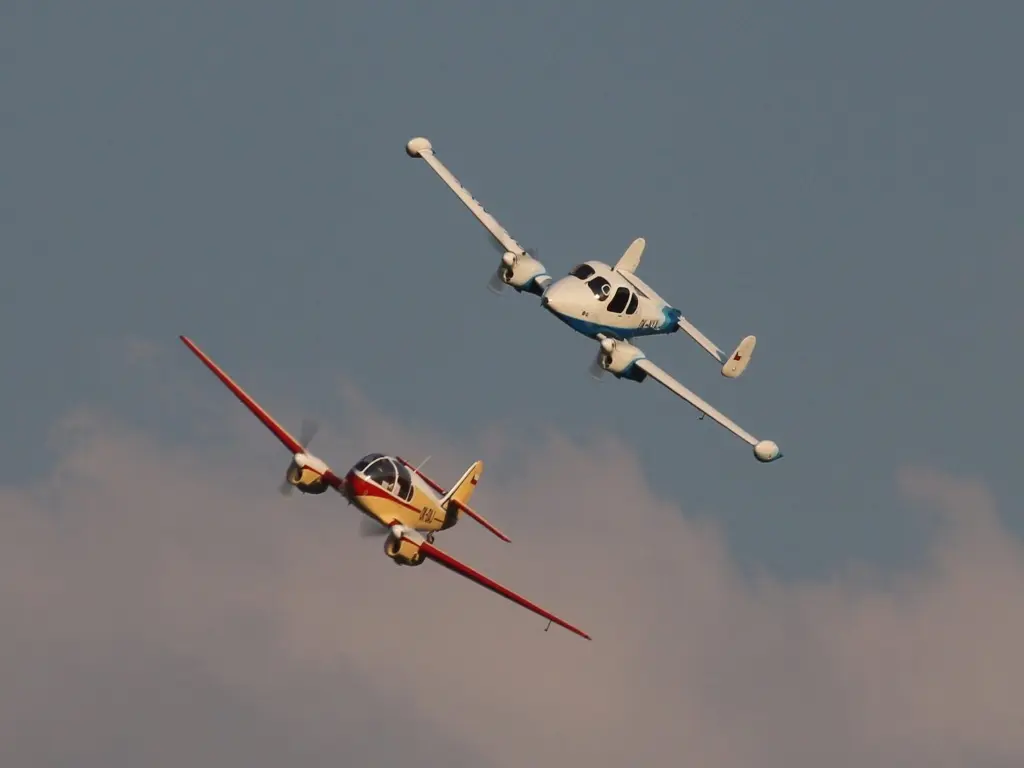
[539,260,682,342]
[343,452,454,535]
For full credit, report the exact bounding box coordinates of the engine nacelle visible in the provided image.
[384,531,426,566]
[499,251,548,296]
[284,452,330,494]
[596,337,647,383]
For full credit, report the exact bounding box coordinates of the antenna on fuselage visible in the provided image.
[415,455,432,472]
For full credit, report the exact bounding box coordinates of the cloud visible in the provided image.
[1,378,1022,767]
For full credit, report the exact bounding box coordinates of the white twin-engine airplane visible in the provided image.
[405,137,783,464]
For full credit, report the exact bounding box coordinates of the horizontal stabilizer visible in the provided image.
[448,497,511,543]
[721,335,756,378]
[677,317,725,363]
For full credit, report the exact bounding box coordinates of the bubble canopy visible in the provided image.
[351,453,414,501]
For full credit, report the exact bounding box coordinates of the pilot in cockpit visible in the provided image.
[351,454,414,500]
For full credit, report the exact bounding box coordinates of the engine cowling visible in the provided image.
[596,337,648,383]
[498,251,548,296]
[284,452,330,494]
[384,531,426,566]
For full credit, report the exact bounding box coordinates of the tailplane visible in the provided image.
[441,461,510,542]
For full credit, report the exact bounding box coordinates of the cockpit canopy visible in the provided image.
[352,453,414,501]
[567,262,640,314]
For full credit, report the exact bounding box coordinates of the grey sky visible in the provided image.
[4,2,1022,563]
[2,2,1023,762]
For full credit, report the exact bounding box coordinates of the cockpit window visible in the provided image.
[570,263,596,280]
[608,286,631,313]
[587,276,612,301]
[395,462,413,501]
[626,293,639,314]
[353,452,385,473]
[364,457,398,493]
[361,456,414,501]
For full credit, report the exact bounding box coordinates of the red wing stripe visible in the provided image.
[395,456,447,495]
[415,539,591,640]
[322,469,347,493]
[449,498,511,543]
[180,336,305,456]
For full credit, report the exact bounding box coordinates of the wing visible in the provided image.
[633,357,783,463]
[406,137,527,257]
[180,336,348,490]
[399,529,590,640]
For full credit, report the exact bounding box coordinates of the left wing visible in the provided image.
[633,356,783,464]
[394,525,591,640]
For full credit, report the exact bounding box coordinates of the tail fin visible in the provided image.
[721,335,756,378]
[441,460,483,508]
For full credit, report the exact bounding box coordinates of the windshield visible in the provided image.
[362,456,413,501]
[352,453,385,473]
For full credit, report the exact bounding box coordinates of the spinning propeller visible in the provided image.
[588,337,617,382]
[358,517,390,537]
[277,418,320,496]
[485,236,540,294]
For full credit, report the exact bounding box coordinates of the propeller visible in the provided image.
[358,517,390,537]
[589,337,615,382]
[279,418,321,497]
[487,265,508,294]
[485,236,540,294]
[298,418,319,448]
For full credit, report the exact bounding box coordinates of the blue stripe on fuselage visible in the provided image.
[545,306,682,341]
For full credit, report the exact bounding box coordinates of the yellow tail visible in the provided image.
[441,460,483,511]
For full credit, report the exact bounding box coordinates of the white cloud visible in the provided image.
[1,388,1022,767]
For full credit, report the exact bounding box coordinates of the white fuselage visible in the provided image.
[539,261,682,341]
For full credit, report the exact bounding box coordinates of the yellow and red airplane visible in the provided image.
[180,336,590,640]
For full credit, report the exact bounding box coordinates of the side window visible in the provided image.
[588,276,612,301]
[607,286,630,313]
[396,473,413,501]
[626,293,639,314]
[570,263,596,280]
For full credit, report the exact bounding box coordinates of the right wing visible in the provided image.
[633,356,783,463]
[406,137,527,257]
[180,336,349,491]
[395,526,590,640]
[406,137,552,294]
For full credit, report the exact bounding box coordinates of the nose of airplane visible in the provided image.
[541,279,570,315]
